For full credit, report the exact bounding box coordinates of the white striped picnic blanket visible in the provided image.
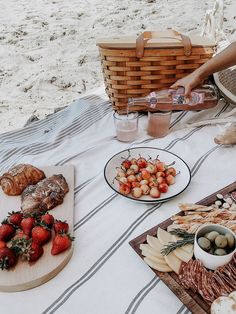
[0,88,236,314]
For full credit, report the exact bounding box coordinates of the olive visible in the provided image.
[198,237,211,251]
[215,235,228,248]
[225,233,235,248]
[214,248,227,256]
[206,231,220,242]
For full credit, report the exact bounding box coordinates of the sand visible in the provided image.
[0,0,235,133]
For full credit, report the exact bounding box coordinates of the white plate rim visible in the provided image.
[104,147,191,204]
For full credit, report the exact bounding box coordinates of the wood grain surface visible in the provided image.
[129,181,236,314]
[0,165,74,292]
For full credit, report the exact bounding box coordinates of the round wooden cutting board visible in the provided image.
[0,165,74,292]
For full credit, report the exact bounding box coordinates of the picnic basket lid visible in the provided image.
[96,30,216,49]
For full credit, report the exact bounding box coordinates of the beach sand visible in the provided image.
[0,0,235,133]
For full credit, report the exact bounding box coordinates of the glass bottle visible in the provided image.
[128,84,218,111]
[128,84,218,138]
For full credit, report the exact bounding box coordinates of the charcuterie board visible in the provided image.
[0,165,74,292]
[129,181,236,314]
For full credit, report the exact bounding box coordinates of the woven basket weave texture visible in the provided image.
[99,46,214,112]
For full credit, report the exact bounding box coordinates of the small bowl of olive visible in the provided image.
[194,224,236,270]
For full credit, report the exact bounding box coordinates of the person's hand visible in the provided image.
[170,70,203,98]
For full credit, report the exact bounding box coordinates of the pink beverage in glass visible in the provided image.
[113,112,138,142]
[147,111,171,138]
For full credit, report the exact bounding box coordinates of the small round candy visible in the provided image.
[206,231,220,242]
[229,204,236,211]
[214,248,227,256]
[215,235,228,248]
[215,200,222,207]
[225,197,233,205]
[216,193,224,199]
[198,237,211,251]
[231,191,236,202]
[223,203,230,209]
[225,233,235,248]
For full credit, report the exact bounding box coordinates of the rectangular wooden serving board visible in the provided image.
[129,181,236,314]
[0,165,74,292]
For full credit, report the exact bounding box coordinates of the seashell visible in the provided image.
[214,123,236,145]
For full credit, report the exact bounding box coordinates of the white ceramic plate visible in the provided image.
[104,147,191,204]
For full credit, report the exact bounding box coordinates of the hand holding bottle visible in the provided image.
[170,70,204,99]
[171,42,236,98]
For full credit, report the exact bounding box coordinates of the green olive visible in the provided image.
[206,231,220,242]
[225,233,235,249]
[214,248,227,256]
[198,237,211,251]
[215,235,228,248]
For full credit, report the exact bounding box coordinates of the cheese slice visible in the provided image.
[146,235,163,252]
[141,249,167,266]
[157,227,174,245]
[164,252,182,274]
[172,235,194,254]
[140,244,163,259]
[173,247,193,263]
[144,257,172,272]
[167,224,179,233]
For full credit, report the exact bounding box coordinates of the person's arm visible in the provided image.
[171,42,236,97]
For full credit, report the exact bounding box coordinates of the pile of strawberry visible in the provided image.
[115,155,178,199]
[0,211,74,270]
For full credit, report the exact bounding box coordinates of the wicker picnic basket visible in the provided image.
[97,30,216,112]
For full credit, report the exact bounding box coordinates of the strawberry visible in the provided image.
[0,222,15,241]
[0,240,6,249]
[0,247,17,270]
[8,211,23,227]
[40,213,54,228]
[29,242,44,262]
[31,225,51,245]
[20,217,35,236]
[54,220,69,234]
[9,238,43,262]
[13,230,30,241]
[51,233,74,255]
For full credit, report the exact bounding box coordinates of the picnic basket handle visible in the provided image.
[136,30,192,58]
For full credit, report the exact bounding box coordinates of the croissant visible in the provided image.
[0,164,45,196]
[21,174,69,215]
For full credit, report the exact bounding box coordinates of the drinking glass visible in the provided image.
[147,111,172,138]
[113,112,139,142]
